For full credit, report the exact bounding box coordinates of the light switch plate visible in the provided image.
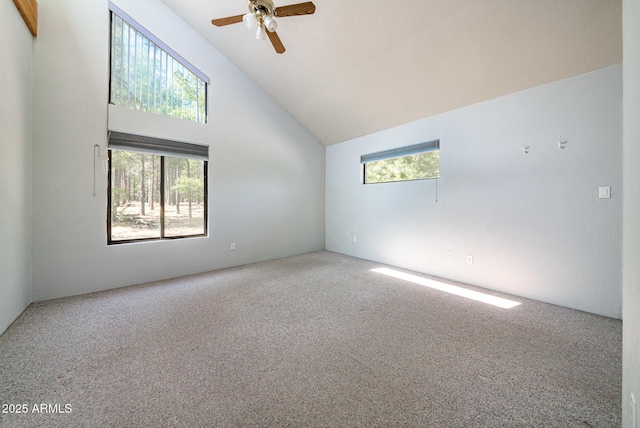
[599,186,611,199]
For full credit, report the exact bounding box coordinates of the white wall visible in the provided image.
[30,0,325,301]
[0,2,33,334]
[623,0,640,425]
[327,65,622,318]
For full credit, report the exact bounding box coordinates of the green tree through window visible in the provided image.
[110,7,207,123]
[109,150,207,243]
[362,141,440,184]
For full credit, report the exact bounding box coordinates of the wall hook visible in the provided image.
[523,142,530,154]
[559,135,568,149]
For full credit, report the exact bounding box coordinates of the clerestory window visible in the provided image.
[109,3,208,123]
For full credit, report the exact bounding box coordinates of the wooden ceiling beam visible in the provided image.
[13,0,38,37]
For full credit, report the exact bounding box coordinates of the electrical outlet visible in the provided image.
[352,236,357,243]
[632,393,637,428]
[466,255,473,265]
[230,243,236,251]
[447,251,454,261]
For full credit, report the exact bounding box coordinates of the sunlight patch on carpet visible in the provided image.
[371,268,521,309]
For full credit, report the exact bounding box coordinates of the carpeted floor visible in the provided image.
[0,251,621,427]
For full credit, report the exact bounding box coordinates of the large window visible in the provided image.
[108,132,208,244]
[109,3,208,123]
[361,140,440,184]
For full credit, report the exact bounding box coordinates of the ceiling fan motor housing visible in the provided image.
[249,0,275,17]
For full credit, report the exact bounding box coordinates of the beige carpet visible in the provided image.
[0,251,621,427]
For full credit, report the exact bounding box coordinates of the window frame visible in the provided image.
[361,140,440,185]
[107,131,209,245]
[108,2,209,123]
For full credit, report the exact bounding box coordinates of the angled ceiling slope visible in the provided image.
[160,0,622,146]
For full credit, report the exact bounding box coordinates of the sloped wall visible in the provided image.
[30,0,325,301]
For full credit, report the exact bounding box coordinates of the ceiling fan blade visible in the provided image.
[211,14,244,27]
[273,1,315,17]
[266,30,286,54]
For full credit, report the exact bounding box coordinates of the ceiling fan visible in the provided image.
[211,0,316,54]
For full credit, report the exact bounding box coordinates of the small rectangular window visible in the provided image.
[108,131,208,244]
[361,140,440,184]
[109,3,208,123]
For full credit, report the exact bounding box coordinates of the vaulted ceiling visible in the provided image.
[159,0,622,146]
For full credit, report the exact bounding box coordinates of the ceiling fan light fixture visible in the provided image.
[256,24,267,40]
[243,12,257,29]
[211,1,316,54]
[263,15,277,32]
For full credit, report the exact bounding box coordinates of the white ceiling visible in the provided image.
[158,0,622,146]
